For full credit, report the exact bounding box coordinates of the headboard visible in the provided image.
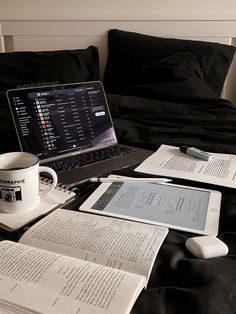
[1,17,236,102]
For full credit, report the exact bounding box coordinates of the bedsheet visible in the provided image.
[106,93,236,314]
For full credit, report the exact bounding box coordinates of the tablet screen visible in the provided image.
[91,182,210,231]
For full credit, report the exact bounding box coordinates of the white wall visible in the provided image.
[0,0,236,18]
[1,0,236,102]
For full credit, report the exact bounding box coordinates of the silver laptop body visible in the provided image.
[7,81,152,187]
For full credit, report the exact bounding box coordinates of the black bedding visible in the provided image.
[107,93,236,314]
[103,30,236,313]
[107,93,236,154]
[1,28,236,314]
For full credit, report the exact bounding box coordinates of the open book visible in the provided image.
[0,208,168,314]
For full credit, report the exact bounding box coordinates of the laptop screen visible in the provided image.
[7,81,117,161]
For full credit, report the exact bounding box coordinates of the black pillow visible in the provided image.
[140,52,204,83]
[120,52,220,101]
[0,46,99,152]
[103,29,235,96]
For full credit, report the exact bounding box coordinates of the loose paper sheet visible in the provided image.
[135,144,236,189]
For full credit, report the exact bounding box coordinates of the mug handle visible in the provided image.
[39,166,58,194]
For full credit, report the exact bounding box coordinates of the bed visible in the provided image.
[0,18,236,314]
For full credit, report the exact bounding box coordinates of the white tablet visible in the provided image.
[80,176,222,235]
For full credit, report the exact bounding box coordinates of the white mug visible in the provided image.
[0,152,58,214]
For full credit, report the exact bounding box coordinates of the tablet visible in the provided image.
[80,176,222,235]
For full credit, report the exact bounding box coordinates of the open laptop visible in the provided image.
[7,81,152,187]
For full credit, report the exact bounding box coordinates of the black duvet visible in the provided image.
[1,27,236,313]
[107,92,236,154]
[106,92,236,314]
[0,92,236,314]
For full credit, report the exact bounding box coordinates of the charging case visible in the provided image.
[185,236,229,259]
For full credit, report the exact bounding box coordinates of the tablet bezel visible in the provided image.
[80,176,222,235]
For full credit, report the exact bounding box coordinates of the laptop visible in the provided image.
[7,81,152,187]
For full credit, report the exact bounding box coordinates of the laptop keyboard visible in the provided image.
[47,145,136,173]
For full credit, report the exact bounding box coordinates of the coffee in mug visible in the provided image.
[0,152,58,213]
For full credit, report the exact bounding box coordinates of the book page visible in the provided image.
[19,209,168,284]
[135,144,236,188]
[0,241,145,314]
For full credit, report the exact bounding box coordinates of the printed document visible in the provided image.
[135,144,236,188]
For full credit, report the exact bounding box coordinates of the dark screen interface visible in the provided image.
[8,82,117,160]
